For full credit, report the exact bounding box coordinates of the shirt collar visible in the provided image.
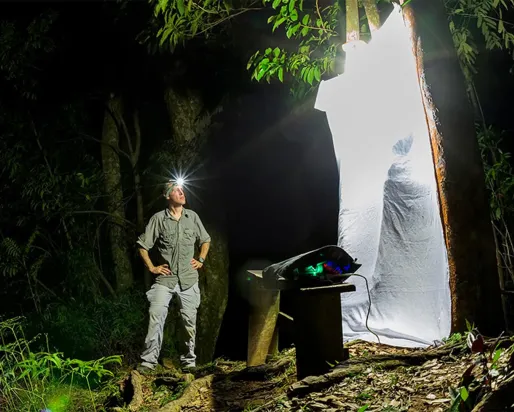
[165,207,189,220]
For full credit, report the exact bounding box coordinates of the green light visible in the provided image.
[301,262,326,277]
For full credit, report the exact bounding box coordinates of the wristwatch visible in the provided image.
[198,257,205,264]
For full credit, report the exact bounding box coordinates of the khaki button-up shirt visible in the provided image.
[137,208,211,290]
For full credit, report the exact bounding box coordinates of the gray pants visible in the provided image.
[140,282,201,369]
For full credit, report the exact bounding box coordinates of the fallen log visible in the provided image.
[158,374,214,412]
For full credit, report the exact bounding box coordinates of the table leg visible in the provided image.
[247,288,280,367]
[292,291,344,379]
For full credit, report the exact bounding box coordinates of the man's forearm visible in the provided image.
[139,248,155,271]
[199,242,210,260]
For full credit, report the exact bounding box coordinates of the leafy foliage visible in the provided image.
[446,0,514,84]
[0,318,121,412]
[0,12,112,316]
[150,0,514,99]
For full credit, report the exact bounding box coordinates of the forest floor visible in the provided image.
[116,335,514,412]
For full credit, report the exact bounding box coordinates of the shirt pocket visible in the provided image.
[160,226,177,248]
[183,227,196,246]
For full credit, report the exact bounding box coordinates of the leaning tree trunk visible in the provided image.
[402,0,504,335]
[101,94,134,291]
[163,85,230,365]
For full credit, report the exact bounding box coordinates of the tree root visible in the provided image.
[157,374,215,412]
[232,357,293,381]
[472,372,514,412]
[128,370,144,411]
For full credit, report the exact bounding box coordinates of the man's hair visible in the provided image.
[164,180,176,197]
[164,180,183,198]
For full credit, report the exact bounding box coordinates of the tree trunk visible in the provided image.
[101,94,134,291]
[402,0,504,335]
[163,85,230,365]
[345,0,360,42]
[196,225,229,364]
[362,0,380,33]
[164,87,203,145]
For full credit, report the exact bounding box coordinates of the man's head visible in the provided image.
[164,180,186,206]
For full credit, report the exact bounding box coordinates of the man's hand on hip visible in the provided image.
[191,259,203,270]
[151,264,172,276]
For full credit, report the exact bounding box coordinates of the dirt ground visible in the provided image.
[123,337,514,412]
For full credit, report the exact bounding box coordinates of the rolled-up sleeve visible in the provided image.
[137,215,159,250]
[195,215,211,245]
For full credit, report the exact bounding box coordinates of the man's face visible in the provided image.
[166,184,186,206]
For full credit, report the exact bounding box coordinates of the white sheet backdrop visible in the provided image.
[315,5,451,347]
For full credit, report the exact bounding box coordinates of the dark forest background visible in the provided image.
[2,0,514,410]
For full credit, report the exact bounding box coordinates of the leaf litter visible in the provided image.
[118,338,514,411]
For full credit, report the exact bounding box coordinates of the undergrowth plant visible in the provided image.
[0,317,122,412]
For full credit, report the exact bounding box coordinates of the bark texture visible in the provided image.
[346,0,360,42]
[402,0,504,335]
[196,225,229,364]
[162,85,229,365]
[101,95,133,291]
[362,0,381,32]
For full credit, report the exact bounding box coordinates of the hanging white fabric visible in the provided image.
[315,5,451,347]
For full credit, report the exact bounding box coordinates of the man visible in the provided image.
[136,180,211,372]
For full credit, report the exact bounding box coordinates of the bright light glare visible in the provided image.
[315,4,450,347]
[176,177,186,187]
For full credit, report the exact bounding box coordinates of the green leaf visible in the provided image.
[160,27,173,46]
[307,67,314,85]
[176,0,185,15]
[492,348,503,364]
[302,14,309,25]
[301,26,309,36]
[357,406,369,412]
[465,319,472,331]
[289,0,296,12]
[267,15,276,23]
[272,0,281,8]
[313,66,321,81]
[273,17,286,31]
[273,47,281,57]
[460,387,469,402]
[291,9,298,21]
[256,68,266,81]
[496,207,501,219]
[278,67,284,82]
